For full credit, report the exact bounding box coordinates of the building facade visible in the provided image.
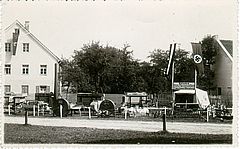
[3,20,60,100]
[212,37,233,107]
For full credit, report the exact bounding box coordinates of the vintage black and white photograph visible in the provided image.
[1,0,238,146]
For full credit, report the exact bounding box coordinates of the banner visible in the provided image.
[173,82,195,90]
[191,43,204,75]
[12,29,20,55]
[166,43,176,76]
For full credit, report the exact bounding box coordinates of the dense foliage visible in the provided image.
[198,35,218,92]
[60,36,216,94]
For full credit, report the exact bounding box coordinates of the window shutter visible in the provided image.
[36,86,40,93]
[46,86,50,93]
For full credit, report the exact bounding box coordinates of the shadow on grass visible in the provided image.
[4,123,232,144]
[88,131,232,144]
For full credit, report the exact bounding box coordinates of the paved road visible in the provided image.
[4,116,232,134]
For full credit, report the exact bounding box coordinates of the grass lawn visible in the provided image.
[4,123,232,144]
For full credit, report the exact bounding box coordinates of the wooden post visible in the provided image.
[88,107,91,119]
[206,108,209,122]
[79,108,81,117]
[129,97,131,107]
[213,108,216,118]
[185,100,188,110]
[38,103,39,116]
[198,110,201,119]
[60,104,63,118]
[8,105,11,115]
[124,106,127,119]
[33,105,35,116]
[25,109,28,125]
[163,107,167,132]
[14,98,16,114]
[42,105,44,116]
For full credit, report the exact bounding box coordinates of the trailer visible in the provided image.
[70,93,116,117]
[122,92,149,108]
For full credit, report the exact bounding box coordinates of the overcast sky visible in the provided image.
[2,0,237,61]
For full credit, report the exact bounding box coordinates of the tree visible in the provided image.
[174,49,195,82]
[102,44,142,93]
[60,58,75,96]
[72,42,140,93]
[198,35,218,92]
[73,42,114,93]
[60,58,92,95]
[201,35,218,65]
[148,49,170,93]
[148,48,194,93]
[61,42,195,95]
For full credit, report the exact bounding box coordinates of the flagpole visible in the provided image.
[172,62,175,91]
[172,61,175,115]
[195,69,197,89]
[194,69,197,103]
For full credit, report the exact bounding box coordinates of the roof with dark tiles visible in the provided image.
[220,40,233,57]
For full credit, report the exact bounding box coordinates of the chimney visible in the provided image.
[24,21,30,31]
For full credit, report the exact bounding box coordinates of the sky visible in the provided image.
[2,0,237,61]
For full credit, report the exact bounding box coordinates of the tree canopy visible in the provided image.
[198,35,219,92]
[60,41,201,95]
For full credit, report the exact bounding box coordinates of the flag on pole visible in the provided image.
[12,29,20,55]
[166,43,176,76]
[191,43,204,75]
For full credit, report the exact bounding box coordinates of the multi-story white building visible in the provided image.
[3,20,60,100]
[212,37,233,107]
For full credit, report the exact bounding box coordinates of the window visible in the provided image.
[22,65,29,74]
[22,85,29,95]
[23,43,29,52]
[36,86,50,93]
[4,64,11,74]
[40,86,47,93]
[5,43,11,52]
[4,85,11,93]
[217,87,222,95]
[40,65,47,75]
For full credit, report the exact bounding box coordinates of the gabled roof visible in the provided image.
[220,40,233,57]
[214,37,233,62]
[5,20,60,62]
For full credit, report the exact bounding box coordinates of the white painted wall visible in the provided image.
[4,23,59,100]
[213,42,232,106]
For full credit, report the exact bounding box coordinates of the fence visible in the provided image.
[209,95,232,108]
[149,92,172,108]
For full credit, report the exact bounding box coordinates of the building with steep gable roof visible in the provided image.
[3,20,61,100]
[212,37,233,107]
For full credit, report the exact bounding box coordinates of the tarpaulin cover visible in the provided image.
[196,88,210,109]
